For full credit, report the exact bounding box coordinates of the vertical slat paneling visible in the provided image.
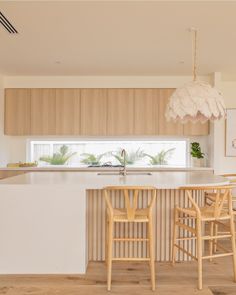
[101,189,106,260]
[87,189,203,262]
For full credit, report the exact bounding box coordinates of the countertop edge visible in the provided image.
[0,166,214,172]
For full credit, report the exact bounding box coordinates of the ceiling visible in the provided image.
[1,1,236,76]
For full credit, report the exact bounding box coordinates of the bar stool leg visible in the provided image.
[172,208,178,265]
[196,219,203,290]
[229,215,236,282]
[209,221,214,262]
[107,220,113,291]
[213,223,218,253]
[148,217,155,291]
[105,215,108,265]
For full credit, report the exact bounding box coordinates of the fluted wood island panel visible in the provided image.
[87,189,203,262]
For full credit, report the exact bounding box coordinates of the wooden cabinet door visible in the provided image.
[55,89,80,135]
[0,170,26,179]
[107,89,134,135]
[134,89,159,135]
[4,88,31,135]
[158,89,184,135]
[183,121,209,136]
[80,89,107,135]
[30,89,56,135]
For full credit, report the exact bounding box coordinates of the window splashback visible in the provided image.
[29,140,188,167]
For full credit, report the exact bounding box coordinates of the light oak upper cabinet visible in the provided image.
[134,89,159,135]
[80,89,107,135]
[158,89,184,136]
[30,89,56,135]
[183,121,209,136]
[4,87,210,136]
[55,89,80,135]
[107,89,134,135]
[5,89,31,135]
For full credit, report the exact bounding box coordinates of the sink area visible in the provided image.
[97,172,152,176]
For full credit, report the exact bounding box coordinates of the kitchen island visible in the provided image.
[0,171,227,274]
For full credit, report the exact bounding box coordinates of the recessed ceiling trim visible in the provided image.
[0,11,18,34]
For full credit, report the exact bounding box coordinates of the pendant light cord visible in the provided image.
[191,28,198,81]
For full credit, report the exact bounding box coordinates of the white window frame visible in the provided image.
[27,137,190,167]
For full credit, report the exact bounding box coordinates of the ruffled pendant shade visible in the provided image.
[165,28,226,123]
[165,80,226,123]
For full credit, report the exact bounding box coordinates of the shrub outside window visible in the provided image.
[29,140,188,167]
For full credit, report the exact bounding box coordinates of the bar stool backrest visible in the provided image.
[221,174,236,183]
[103,186,156,221]
[222,175,236,201]
[180,185,235,218]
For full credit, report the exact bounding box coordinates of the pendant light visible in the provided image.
[165,28,226,123]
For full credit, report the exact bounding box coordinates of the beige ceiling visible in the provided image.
[0,1,236,76]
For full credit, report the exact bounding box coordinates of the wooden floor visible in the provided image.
[0,258,236,295]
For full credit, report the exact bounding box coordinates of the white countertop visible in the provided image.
[0,171,227,189]
[0,166,213,171]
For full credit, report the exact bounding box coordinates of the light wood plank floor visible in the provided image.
[0,258,236,294]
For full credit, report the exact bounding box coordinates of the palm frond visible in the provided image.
[80,152,110,166]
[112,148,145,165]
[144,148,175,165]
[39,145,77,165]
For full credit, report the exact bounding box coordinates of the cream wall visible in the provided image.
[0,74,212,166]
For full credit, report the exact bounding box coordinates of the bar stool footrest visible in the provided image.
[113,238,149,242]
[202,252,233,260]
[112,258,150,261]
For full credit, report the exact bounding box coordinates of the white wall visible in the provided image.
[0,75,212,166]
[212,79,236,174]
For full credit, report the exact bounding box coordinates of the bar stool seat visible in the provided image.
[113,208,149,222]
[176,205,230,220]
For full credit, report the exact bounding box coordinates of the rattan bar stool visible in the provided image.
[172,185,236,290]
[205,175,236,253]
[103,186,157,291]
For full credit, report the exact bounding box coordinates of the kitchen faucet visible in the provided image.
[120,149,127,176]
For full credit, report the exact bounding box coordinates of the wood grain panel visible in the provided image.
[4,89,31,135]
[158,89,184,136]
[55,89,80,135]
[107,89,134,135]
[134,89,158,135]
[81,89,107,135]
[86,189,204,262]
[0,170,26,179]
[184,121,209,136]
[30,89,56,135]
[0,261,234,294]
[5,87,210,136]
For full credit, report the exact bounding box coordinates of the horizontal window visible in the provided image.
[29,140,188,167]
